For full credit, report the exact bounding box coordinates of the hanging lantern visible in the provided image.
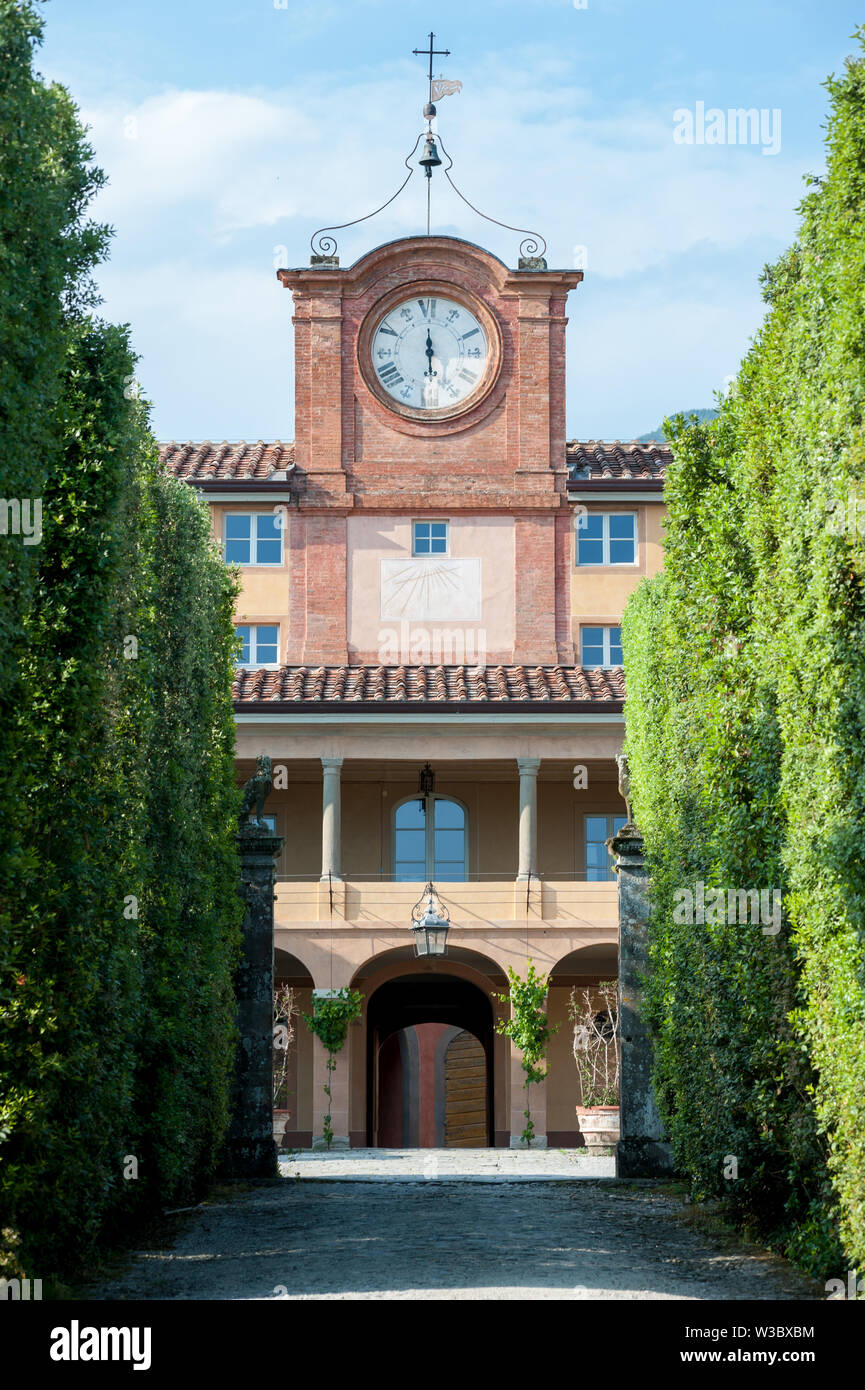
[418,761,435,801]
[410,882,450,958]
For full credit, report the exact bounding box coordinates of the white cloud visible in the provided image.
[82,71,810,268]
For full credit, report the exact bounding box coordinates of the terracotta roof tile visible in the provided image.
[232,664,624,707]
[159,440,296,481]
[566,439,670,482]
[159,439,667,485]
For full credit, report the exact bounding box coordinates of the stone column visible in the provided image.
[320,756,343,882]
[222,822,283,1178]
[608,823,675,1178]
[516,757,540,881]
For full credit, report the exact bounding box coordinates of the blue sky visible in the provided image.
[37,0,863,442]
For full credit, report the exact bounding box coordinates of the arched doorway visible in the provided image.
[366,974,494,1147]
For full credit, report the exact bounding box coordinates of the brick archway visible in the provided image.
[366,974,494,1148]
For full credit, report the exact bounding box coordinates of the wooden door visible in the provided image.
[444,1030,487,1147]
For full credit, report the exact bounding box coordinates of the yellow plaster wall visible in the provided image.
[210,502,291,660]
[570,502,666,637]
[547,986,581,1131]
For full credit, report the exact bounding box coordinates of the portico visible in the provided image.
[235,697,624,1149]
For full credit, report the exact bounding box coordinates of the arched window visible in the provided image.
[394,795,467,881]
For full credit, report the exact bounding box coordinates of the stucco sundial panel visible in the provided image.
[347,514,515,661]
[380,557,482,622]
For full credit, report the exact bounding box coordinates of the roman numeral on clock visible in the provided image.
[460,328,480,340]
[458,368,478,384]
[379,363,403,385]
[378,322,398,337]
[418,298,438,320]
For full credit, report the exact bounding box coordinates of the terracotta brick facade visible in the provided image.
[276,235,583,666]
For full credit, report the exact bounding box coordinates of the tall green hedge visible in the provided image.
[0,0,110,1021]
[0,3,243,1280]
[133,471,242,1207]
[623,33,865,1275]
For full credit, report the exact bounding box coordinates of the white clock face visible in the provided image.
[370,296,489,411]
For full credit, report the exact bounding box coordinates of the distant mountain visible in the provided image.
[635,407,718,444]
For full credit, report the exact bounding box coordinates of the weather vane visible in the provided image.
[307,32,546,265]
[412,31,462,122]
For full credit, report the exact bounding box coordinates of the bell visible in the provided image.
[419,134,442,177]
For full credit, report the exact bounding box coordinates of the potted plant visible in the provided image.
[569,980,620,1151]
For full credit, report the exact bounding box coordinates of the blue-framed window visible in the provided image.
[235,624,279,667]
[584,814,627,882]
[413,520,449,556]
[224,513,283,565]
[576,513,637,566]
[581,626,623,668]
[394,795,467,881]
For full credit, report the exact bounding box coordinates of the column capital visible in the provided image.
[517,756,541,775]
[321,756,344,772]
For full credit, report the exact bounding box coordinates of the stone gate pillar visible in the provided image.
[608,823,674,1178]
[222,821,283,1177]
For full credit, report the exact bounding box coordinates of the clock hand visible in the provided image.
[424,330,437,378]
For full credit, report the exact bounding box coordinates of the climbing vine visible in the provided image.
[304,989,364,1148]
[496,961,558,1147]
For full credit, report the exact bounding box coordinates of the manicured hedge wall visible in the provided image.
[0,0,110,1023]
[0,4,243,1280]
[623,34,865,1275]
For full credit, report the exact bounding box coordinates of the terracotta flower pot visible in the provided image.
[576,1105,620,1151]
[272,1110,291,1146]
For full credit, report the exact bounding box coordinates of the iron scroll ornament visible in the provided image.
[308,131,547,266]
[434,132,547,264]
[310,133,424,261]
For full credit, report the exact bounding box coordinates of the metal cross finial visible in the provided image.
[412,30,450,105]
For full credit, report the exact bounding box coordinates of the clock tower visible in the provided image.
[277,235,582,666]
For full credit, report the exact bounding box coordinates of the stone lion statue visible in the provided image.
[238,754,273,830]
[616,752,633,825]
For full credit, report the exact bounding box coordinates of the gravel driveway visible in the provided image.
[90,1171,820,1301]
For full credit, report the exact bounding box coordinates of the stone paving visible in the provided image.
[89,1149,821,1301]
[278,1146,615,1181]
